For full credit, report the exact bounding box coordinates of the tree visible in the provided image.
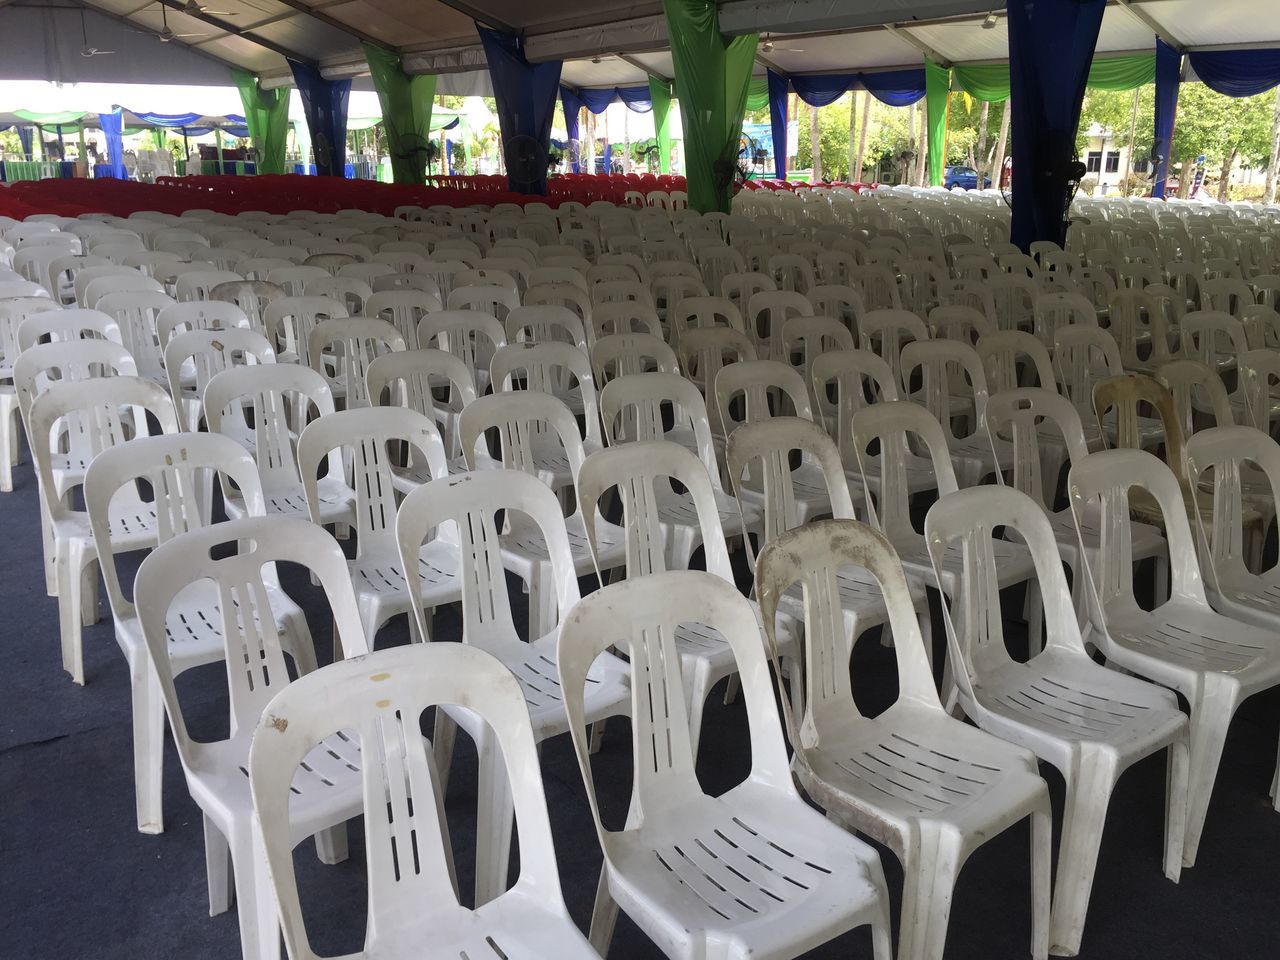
[1266,88,1280,203]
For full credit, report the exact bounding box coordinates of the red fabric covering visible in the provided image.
[1,173,693,218]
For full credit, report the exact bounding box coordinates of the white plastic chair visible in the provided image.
[591,299,663,341]
[759,518,1052,960]
[590,332,678,386]
[558,570,893,959]
[458,390,624,636]
[174,269,243,302]
[504,304,590,352]
[261,295,348,365]
[491,340,601,450]
[1068,447,1280,867]
[600,372,758,563]
[156,300,251,349]
[28,376,178,683]
[927,464,1186,957]
[397,468,631,906]
[299,406,451,645]
[447,282,520,321]
[418,309,507,395]
[307,316,405,409]
[209,279,285,333]
[163,328,275,434]
[203,364,355,524]
[84,432,310,834]
[365,289,440,349]
[248,643,599,960]
[304,274,372,316]
[135,516,369,960]
[365,347,477,464]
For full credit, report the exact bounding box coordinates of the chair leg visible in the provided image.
[230,826,282,960]
[1048,751,1118,957]
[0,413,12,493]
[474,724,515,907]
[898,825,965,960]
[683,658,713,760]
[40,492,57,596]
[588,866,620,955]
[1182,679,1241,868]
[1164,737,1190,882]
[314,824,349,865]
[80,558,100,626]
[56,544,86,684]
[527,562,557,639]
[131,656,166,835]
[204,814,234,916]
[1030,801,1052,960]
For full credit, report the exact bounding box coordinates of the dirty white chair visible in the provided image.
[758,518,1052,960]
[558,569,893,959]
[925,485,1188,955]
[397,468,631,907]
[28,376,177,684]
[156,301,251,348]
[84,432,312,835]
[203,364,354,524]
[248,643,599,960]
[298,406,452,645]
[136,516,369,960]
[267,264,329,297]
[174,269,243,302]
[1068,448,1280,867]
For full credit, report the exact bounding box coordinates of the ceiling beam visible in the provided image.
[615,51,663,81]
[754,50,785,75]
[1115,0,1186,52]
[884,23,951,68]
[264,0,387,49]
[721,0,993,36]
[152,0,315,66]
[431,0,514,34]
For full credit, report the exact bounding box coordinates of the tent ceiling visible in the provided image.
[0,0,1277,93]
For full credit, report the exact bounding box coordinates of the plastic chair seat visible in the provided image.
[501,512,627,580]
[1050,505,1165,561]
[797,702,1045,829]
[903,535,1036,597]
[855,454,939,497]
[53,499,157,550]
[977,649,1187,752]
[1103,599,1280,678]
[371,897,599,960]
[600,783,887,960]
[352,540,460,601]
[655,484,758,540]
[737,459,863,521]
[249,476,353,524]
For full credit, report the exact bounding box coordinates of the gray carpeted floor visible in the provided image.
[2,452,1279,959]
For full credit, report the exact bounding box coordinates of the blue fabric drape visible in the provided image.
[788,70,926,109]
[478,26,562,194]
[767,69,789,179]
[16,125,32,156]
[561,84,653,173]
[96,109,127,179]
[603,142,612,173]
[1152,38,1181,199]
[1006,0,1106,251]
[1189,49,1280,98]
[130,112,202,127]
[289,59,351,177]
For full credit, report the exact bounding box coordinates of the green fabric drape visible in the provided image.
[363,42,437,184]
[925,59,950,187]
[954,54,1156,102]
[662,0,757,213]
[745,76,769,112]
[15,110,87,125]
[232,70,288,174]
[648,75,674,173]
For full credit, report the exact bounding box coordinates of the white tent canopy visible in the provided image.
[0,0,1276,95]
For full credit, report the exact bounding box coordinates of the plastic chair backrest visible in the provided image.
[417,309,506,380]
[163,328,275,430]
[248,642,574,960]
[976,330,1056,394]
[459,390,585,486]
[1033,291,1096,344]
[558,570,794,828]
[17,307,121,352]
[1157,359,1234,437]
[984,388,1090,510]
[155,301,250,348]
[397,468,578,648]
[859,308,929,391]
[901,338,991,443]
[307,316,406,408]
[1054,325,1122,417]
[135,516,368,768]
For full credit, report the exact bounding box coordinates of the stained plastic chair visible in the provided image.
[558,570,893,959]
[28,376,178,683]
[307,316,405,409]
[1056,325,1160,451]
[600,372,759,564]
[174,269,243,303]
[203,364,355,524]
[84,432,311,834]
[1068,448,1280,867]
[298,406,452,644]
[397,468,631,906]
[924,486,1187,955]
[758,518,1052,960]
[248,643,599,960]
[135,516,369,960]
